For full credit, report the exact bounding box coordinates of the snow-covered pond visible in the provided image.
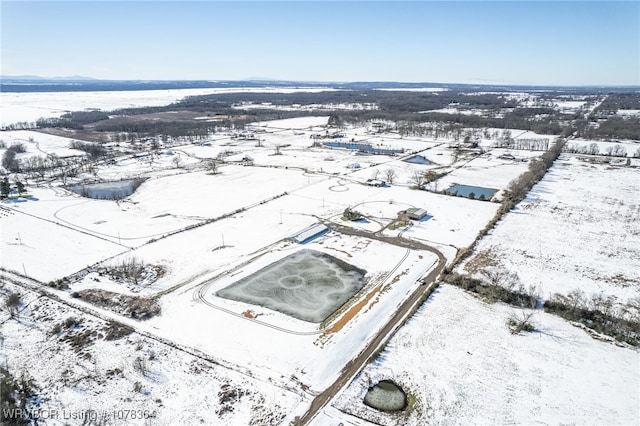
[445,183,497,200]
[403,154,436,165]
[364,380,408,412]
[216,249,367,322]
[69,178,145,199]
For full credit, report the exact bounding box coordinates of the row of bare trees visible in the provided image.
[504,138,565,206]
[564,142,637,158]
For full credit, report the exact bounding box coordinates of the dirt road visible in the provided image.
[293,221,447,425]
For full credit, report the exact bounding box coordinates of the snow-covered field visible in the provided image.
[1,204,127,282]
[2,89,637,425]
[0,281,300,425]
[336,284,639,425]
[0,87,336,127]
[460,155,640,303]
[0,130,87,158]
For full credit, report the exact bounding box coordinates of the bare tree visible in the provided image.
[481,268,520,292]
[207,159,219,174]
[113,257,146,285]
[423,170,439,184]
[611,144,627,157]
[409,170,425,190]
[566,288,586,312]
[4,292,21,317]
[587,142,600,155]
[385,169,396,184]
[507,311,536,334]
[133,356,148,377]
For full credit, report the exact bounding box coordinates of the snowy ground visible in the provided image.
[459,155,640,304]
[565,138,640,157]
[0,130,87,158]
[335,285,639,426]
[0,281,300,425]
[0,203,127,282]
[0,87,336,127]
[3,90,636,425]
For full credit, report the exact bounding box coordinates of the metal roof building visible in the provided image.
[405,207,429,220]
[290,223,329,244]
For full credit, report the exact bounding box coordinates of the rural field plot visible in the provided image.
[8,186,199,248]
[0,87,336,128]
[95,152,202,181]
[17,166,326,247]
[0,207,126,282]
[147,233,438,393]
[127,166,321,219]
[251,116,331,130]
[0,89,228,126]
[368,186,500,250]
[225,145,388,176]
[68,195,323,295]
[0,282,300,425]
[434,152,534,199]
[336,285,640,426]
[460,155,640,302]
[350,147,455,186]
[0,129,87,158]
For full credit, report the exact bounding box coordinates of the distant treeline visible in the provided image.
[595,92,640,112]
[30,89,640,140]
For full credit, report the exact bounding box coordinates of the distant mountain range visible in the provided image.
[1,75,97,81]
[0,76,636,93]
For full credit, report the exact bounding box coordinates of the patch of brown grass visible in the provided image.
[463,248,500,274]
[324,246,353,258]
[242,310,262,319]
[320,285,382,339]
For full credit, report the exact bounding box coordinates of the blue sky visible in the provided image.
[1,1,638,86]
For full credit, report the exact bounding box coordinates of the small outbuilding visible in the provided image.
[405,207,429,220]
[366,179,386,187]
[290,223,329,244]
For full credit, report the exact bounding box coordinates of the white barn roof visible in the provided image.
[291,223,329,244]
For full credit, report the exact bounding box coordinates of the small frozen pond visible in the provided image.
[445,183,497,200]
[323,141,403,155]
[403,154,435,165]
[69,178,146,200]
[364,380,407,412]
[216,250,367,323]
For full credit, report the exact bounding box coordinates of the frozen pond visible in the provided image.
[403,154,435,165]
[216,250,367,323]
[69,178,146,199]
[323,141,403,155]
[363,380,407,411]
[445,183,497,200]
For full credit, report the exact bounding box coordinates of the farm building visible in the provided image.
[404,207,429,220]
[290,223,329,244]
[366,179,386,187]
